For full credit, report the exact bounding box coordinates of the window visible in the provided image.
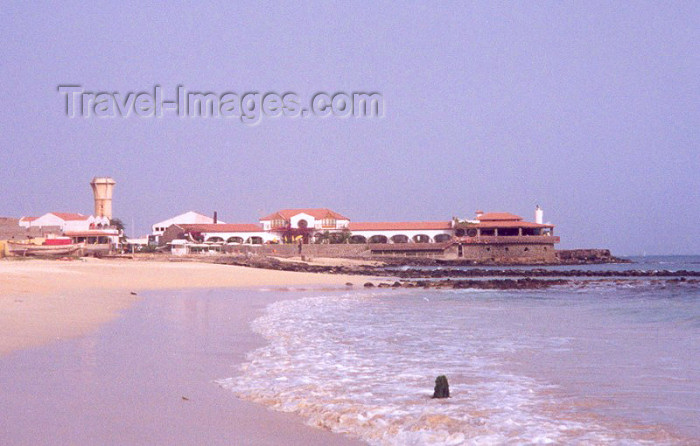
[322,218,336,227]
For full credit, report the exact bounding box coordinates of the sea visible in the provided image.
[219,256,700,445]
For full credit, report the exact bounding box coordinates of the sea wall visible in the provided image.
[457,243,557,263]
[221,242,559,263]
[223,244,369,258]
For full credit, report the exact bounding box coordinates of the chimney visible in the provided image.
[213,211,218,224]
[475,210,484,220]
[535,205,543,224]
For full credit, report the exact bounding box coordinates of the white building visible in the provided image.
[171,223,273,245]
[347,221,454,244]
[151,211,224,237]
[19,212,110,233]
[153,206,554,255]
[260,209,350,232]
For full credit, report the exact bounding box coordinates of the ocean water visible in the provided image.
[219,271,699,445]
[389,255,700,274]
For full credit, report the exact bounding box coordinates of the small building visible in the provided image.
[159,223,271,247]
[151,211,224,238]
[450,210,559,262]
[167,239,224,256]
[64,229,121,255]
[124,237,149,252]
[19,212,110,233]
[1,217,60,240]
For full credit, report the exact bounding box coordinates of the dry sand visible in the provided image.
[0,258,366,445]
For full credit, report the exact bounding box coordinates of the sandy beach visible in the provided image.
[0,258,362,356]
[0,258,366,445]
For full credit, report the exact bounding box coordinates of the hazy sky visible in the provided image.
[1,2,697,255]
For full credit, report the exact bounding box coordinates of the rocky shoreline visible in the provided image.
[363,277,699,290]
[210,255,700,293]
[213,255,700,278]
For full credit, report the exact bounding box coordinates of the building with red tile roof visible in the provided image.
[159,222,270,246]
[476,212,523,222]
[156,206,559,261]
[151,211,223,236]
[19,212,111,233]
[260,208,351,243]
[348,221,452,231]
[261,208,349,222]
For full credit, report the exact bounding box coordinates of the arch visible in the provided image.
[207,236,225,243]
[434,234,452,243]
[455,228,465,237]
[297,219,308,229]
[412,234,430,243]
[390,234,409,244]
[247,236,263,245]
[226,236,244,244]
[368,235,388,244]
[349,235,367,244]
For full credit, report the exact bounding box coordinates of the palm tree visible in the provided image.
[110,218,126,232]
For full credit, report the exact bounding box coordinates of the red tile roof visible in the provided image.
[473,221,553,228]
[349,221,452,231]
[178,223,263,233]
[51,212,91,221]
[20,216,38,222]
[477,212,522,222]
[261,208,349,221]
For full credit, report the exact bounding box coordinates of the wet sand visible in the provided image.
[0,288,365,445]
[0,258,362,356]
[0,259,366,445]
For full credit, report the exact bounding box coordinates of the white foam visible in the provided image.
[218,290,690,445]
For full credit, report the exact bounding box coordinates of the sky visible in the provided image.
[0,2,697,255]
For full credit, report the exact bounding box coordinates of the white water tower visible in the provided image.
[91,177,116,219]
[535,205,544,224]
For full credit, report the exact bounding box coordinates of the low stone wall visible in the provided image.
[458,243,557,263]
[223,243,369,258]
[222,241,559,262]
[368,243,453,258]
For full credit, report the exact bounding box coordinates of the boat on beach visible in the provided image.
[7,241,84,257]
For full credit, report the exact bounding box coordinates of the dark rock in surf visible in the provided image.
[433,375,450,398]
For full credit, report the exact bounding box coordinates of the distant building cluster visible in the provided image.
[0,177,122,256]
[151,207,558,261]
[0,176,559,262]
